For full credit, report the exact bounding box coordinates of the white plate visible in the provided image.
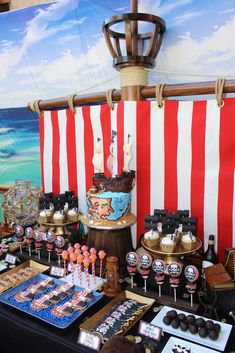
[162,337,219,353]
[151,305,232,351]
[63,268,104,291]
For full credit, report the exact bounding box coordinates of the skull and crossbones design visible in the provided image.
[168,262,182,277]
[184,265,199,282]
[126,252,138,266]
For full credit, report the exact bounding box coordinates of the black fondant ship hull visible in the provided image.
[93,171,135,192]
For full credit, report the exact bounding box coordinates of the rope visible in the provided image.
[120,66,148,87]
[155,83,166,108]
[30,100,43,117]
[215,78,226,107]
[106,89,115,110]
[68,94,77,114]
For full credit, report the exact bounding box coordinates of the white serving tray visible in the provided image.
[162,337,219,353]
[63,268,104,291]
[151,305,232,351]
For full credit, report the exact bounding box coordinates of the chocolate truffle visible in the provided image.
[205,320,215,330]
[167,309,177,319]
[195,318,205,328]
[186,314,195,324]
[214,323,221,333]
[189,324,198,334]
[163,315,172,325]
[171,318,180,329]
[178,313,186,321]
[199,327,208,338]
[208,329,219,341]
[180,321,189,332]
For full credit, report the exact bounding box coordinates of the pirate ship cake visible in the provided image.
[86,133,135,224]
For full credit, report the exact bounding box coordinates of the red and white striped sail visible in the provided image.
[39,100,235,260]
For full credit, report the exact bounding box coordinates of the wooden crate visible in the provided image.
[80,290,155,342]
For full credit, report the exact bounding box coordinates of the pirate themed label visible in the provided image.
[184,265,199,282]
[25,227,34,239]
[138,320,162,341]
[5,253,17,265]
[46,230,55,243]
[54,235,65,248]
[167,262,182,277]
[34,230,43,242]
[152,259,166,274]
[15,225,24,237]
[126,252,139,267]
[140,253,152,269]
[78,329,102,351]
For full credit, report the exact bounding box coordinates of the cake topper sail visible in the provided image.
[123,134,132,173]
[106,130,117,176]
[92,133,135,192]
[92,137,104,173]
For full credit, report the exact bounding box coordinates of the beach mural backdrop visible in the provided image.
[0,0,235,219]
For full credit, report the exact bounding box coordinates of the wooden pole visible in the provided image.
[27,79,235,111]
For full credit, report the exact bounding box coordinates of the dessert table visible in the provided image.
[0,287,234,353]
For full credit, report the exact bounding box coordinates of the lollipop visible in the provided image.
[139,253,153,293]
[15,225,24,254]
[69,252,77,285]
[83,257,90,288]
[98,250,106,278]
[77,254,84,286]
[167,262,182,302]
[34,230,43,260]
[184,265,199,307]
[74,243,81,250]
[126,252,139,288]
[54,235,66,266]
[83,251,90,258]
[62,250,68,277]
[25,227,34,257]
[74,248,81,256]
[152,259,166,297]
[67,246,74,254]
[46,229,55,263]
[90,254,97,284]
[81,245,88,253]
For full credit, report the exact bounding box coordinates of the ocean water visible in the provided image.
[0,108,41,221]
[0,107,41,186]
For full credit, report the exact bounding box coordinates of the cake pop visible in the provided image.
[90,253,97,283]
[184,265,199,307]
[139,253,152,293]
[25,227,34,257]
[98,250,106,278]
[83,251,90,258]
[67,246,74,254]
[77,254,84,286]
[74,243,81,250]
[81,245,88,253]
[126,252,139,288]
[34,230,43,260]
[152,259,166,297]
[69,252,77,285]
[54,235,65,266]
[167,262,182,302]
[83,257,90,288]
[61,250,68,277]
[46,229,55,263]
[90,247,97,255]
[15,225,24,254]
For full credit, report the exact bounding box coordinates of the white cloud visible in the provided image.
[139,0,193,17]
[219,8,235,14]
[0,0,82,80]
[172,11,203,25]
[156,14,235,75]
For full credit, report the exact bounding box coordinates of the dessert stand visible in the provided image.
[141,236,202,265]
[37,217,80,236]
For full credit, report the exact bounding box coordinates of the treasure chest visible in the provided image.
[224,248,235,281]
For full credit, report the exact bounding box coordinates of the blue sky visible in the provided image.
[0,0,235,107]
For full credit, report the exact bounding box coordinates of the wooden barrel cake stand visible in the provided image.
[81,214,136,276]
